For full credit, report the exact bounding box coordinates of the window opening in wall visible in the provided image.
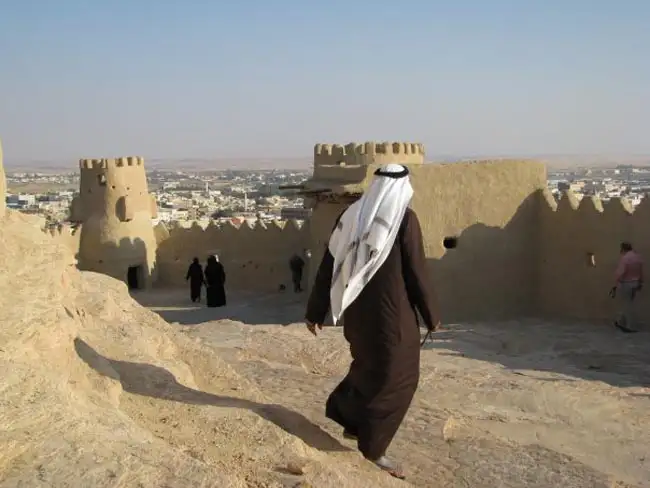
[443,237,458,249]
[97,174,107,186]
[127,266,142,290]
[586,252,596,267]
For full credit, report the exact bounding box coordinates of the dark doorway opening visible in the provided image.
[127,266,141,290]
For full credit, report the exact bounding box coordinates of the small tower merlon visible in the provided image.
[314,141,425,167]
[79,158,108,170]
[79,156,145,170]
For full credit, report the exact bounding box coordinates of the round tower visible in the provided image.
[73,157,158,289]
[313,141,425,167]
[0,138,6,217]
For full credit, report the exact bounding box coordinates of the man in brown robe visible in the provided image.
[305,163,440,479]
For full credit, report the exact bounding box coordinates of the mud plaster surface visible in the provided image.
[137,288,650,488]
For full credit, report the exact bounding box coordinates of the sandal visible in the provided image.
[367,456,405,480]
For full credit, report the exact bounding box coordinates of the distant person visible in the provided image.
[304,164,440,480]
[185,257,204,303]
[613,242,643,333]
[204,255,226,308]
[289,252,306,292]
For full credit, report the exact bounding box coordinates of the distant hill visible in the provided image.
[5,154,650,172]
[3,157,313,172]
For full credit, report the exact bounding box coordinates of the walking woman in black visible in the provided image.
[185,257,205,303]
[204,255,226,307]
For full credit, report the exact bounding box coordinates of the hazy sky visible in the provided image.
[0,0,648,163]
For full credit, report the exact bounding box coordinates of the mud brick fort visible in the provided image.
[2,136,647,325]
[68,157,160,288]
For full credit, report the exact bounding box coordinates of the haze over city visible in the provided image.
[1,0,649,169]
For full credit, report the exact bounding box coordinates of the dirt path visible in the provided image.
[138,289,650,487]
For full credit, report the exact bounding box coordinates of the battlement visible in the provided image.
[79,157,145,170]
[314,141,425,167]
[45,222,82,255]
[155,219,309,291]
[538,188,650,322]
[543,189,649,216]
[160,218,305,237]
[76,154,153,221]
[45,222,80,237]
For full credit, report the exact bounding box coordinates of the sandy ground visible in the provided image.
[3,202,649,488]
[3,212,417,488]
[136,288,650,488]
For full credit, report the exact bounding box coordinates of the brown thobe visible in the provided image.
[305,208,439,460]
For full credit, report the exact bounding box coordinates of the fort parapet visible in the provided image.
[538,190,650,322]
[71,157,159,289]
[313,141,425,182]
[155,219,308,291]
[304,152,548,322]
[314,141,425,165]
[24,137,650,326]
[49,223,82,258]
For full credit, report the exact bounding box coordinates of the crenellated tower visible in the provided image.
[314,141,425,166]
[71,157,158,289]
[302,141,426,302]
[312,141,425,182]
[314,142,424,166]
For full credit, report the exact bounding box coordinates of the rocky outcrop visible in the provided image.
[0,210,406,487]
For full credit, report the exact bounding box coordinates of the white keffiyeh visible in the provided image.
[328,163,414,324]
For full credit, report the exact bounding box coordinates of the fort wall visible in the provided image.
[411,160,546,322]
[537,190,650,323]
[16,134,650,327]
[307,159,547,322]
[73,157,158,288]
[155,219,309,292]
[48,223,82,256]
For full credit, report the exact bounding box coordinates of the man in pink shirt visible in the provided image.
[613,242,643,333]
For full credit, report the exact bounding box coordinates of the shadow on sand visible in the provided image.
[133,290,307,326]
[421,323,650,389]
[76,236,158,287]
[407,191,650,390]
[74,338,349,452]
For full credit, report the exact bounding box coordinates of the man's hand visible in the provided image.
[305,320,323,336]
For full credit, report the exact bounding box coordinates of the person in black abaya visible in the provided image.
[185,257,205,303]
[289,252,306,292]
[305,164,440,480]
[204,255,226,307]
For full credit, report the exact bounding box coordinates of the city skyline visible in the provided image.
[1,0,649,163]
